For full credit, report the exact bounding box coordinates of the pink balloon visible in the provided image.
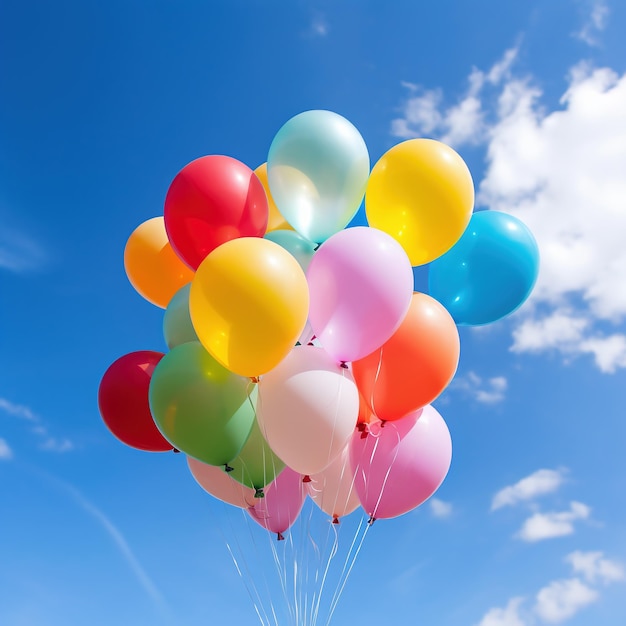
[307,442,361,522]
[247,467,306,540]
[187,456,257,508]
[306,226,414,363]
[350,405,452,520]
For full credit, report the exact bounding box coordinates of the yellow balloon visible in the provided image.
[189,237,309,378]
[254,163,294,233]
[365,139,474,266]
[124,217,194,308]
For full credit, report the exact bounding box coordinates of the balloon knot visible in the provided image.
[295,341,301,346]
[332,515,340,525]
[250,376,260,384]
[340,361,349,369]
[277,532,285,541]
[357,423,369,439]
[302,475,312,483]
[367,516,376,526]
[224,464,234,473]
[172,448,180,454]
[380,420,387,428]
[254,488,265,499]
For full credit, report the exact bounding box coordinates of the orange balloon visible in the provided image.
[352,292,460,421]
[254,163,294,233]
[124,217,194,308]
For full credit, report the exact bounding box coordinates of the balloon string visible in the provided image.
[311,519,340,626]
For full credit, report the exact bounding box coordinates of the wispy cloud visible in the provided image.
[491,468,567,511]
[0,226,47,273]
[477,550,624,625]
[453,371,508,405]
[516,501,591,542]
[393,41,626,374]
[429,498,453,519]
[0,438,13,460]
[574,0,609,46]
[0,396,74,453]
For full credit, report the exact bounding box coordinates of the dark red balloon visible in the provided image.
[164,155,269,270]
[98,350,172,452]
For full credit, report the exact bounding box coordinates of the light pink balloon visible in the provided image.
[306,226,414,363]
[350,405,452,520]
[257,346,359,476]
[187,456,256,508]
[247,467,306,539]
[307,442,361,521]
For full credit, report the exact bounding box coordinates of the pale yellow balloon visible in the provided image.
[254,163,294,233]
[189,237,309,378]
[365,139,475,266]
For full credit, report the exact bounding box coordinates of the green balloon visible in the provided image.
[163,284,198,349]
[227,410,285,495]
[149,342,255,466]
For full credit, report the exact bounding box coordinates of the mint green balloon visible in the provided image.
[149,342,255,466]
[228,411,286,494]
[163,284,198,349]
[264,230,317,272]
[267,110,370,243]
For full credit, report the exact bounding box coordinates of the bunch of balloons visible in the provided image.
[98,109,539,538]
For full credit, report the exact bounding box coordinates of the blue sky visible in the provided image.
[1,1,625,625]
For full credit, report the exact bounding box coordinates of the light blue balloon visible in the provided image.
[267,110,370,244]
[163,284,198,349]
[428,211,539,326]
[264,230,317,272]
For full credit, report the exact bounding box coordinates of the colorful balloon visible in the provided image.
[352,292,460,421]
[123,217,194,308]
[189,237,309,377]
[247,467,306,540]
[187,456,257,509]
[307,443,361,521]
[264,229,317,272]
[366,139,474,266]
[267,110,370,243]
[254,163,294,233]
[163,284,198,350]
[164,155,268,270]
[227,416,285,494]
[350,405,451,520]
[148,342,255,466]
[307,226,414,363]
[256,346,359,476]
[428,210,540,326]
[98,351,172,452]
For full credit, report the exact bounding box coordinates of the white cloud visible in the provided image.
[517,501,591,542]
[39,437,74,453]
[574,0,609,46]
[429,498,453,519]
[0,226,46,273]
[0,397,38,421]
[454,371,508,405]
[0,438,13,460]
[491,468,566,510]
[477,597,527,626]
[534,577,598,623]
[566,550,626,584]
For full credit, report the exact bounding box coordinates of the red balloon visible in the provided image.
[164,155,269,269]
[98,351,172,452]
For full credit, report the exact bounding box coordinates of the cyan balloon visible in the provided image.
[267,110,370,244]
[163,284,198,349]
[428,210,539,326]
[264,229,317,272]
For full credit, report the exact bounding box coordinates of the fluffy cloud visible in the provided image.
[534,578,598,623]
[566,550,625,584]
[517,502,591,542]
[491,468,566,510]
[429,498,453,519]
[453,371,508,404]
[574,0,609,46]
[392,43,626,373]
[477,597,526,626]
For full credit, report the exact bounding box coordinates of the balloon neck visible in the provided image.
[307,335,317,347]
[367,515,376,526]
[277,532,285,541]
[250,376,260,384]
[332,515,340,525]
[254,488,265,499]
[224,464,234,473]
[380,420,387,428]
[295,341,301,346]
[172,448,180,454]
[357,423,369,439]
[302,475,312,483]
[340,361,349,369]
